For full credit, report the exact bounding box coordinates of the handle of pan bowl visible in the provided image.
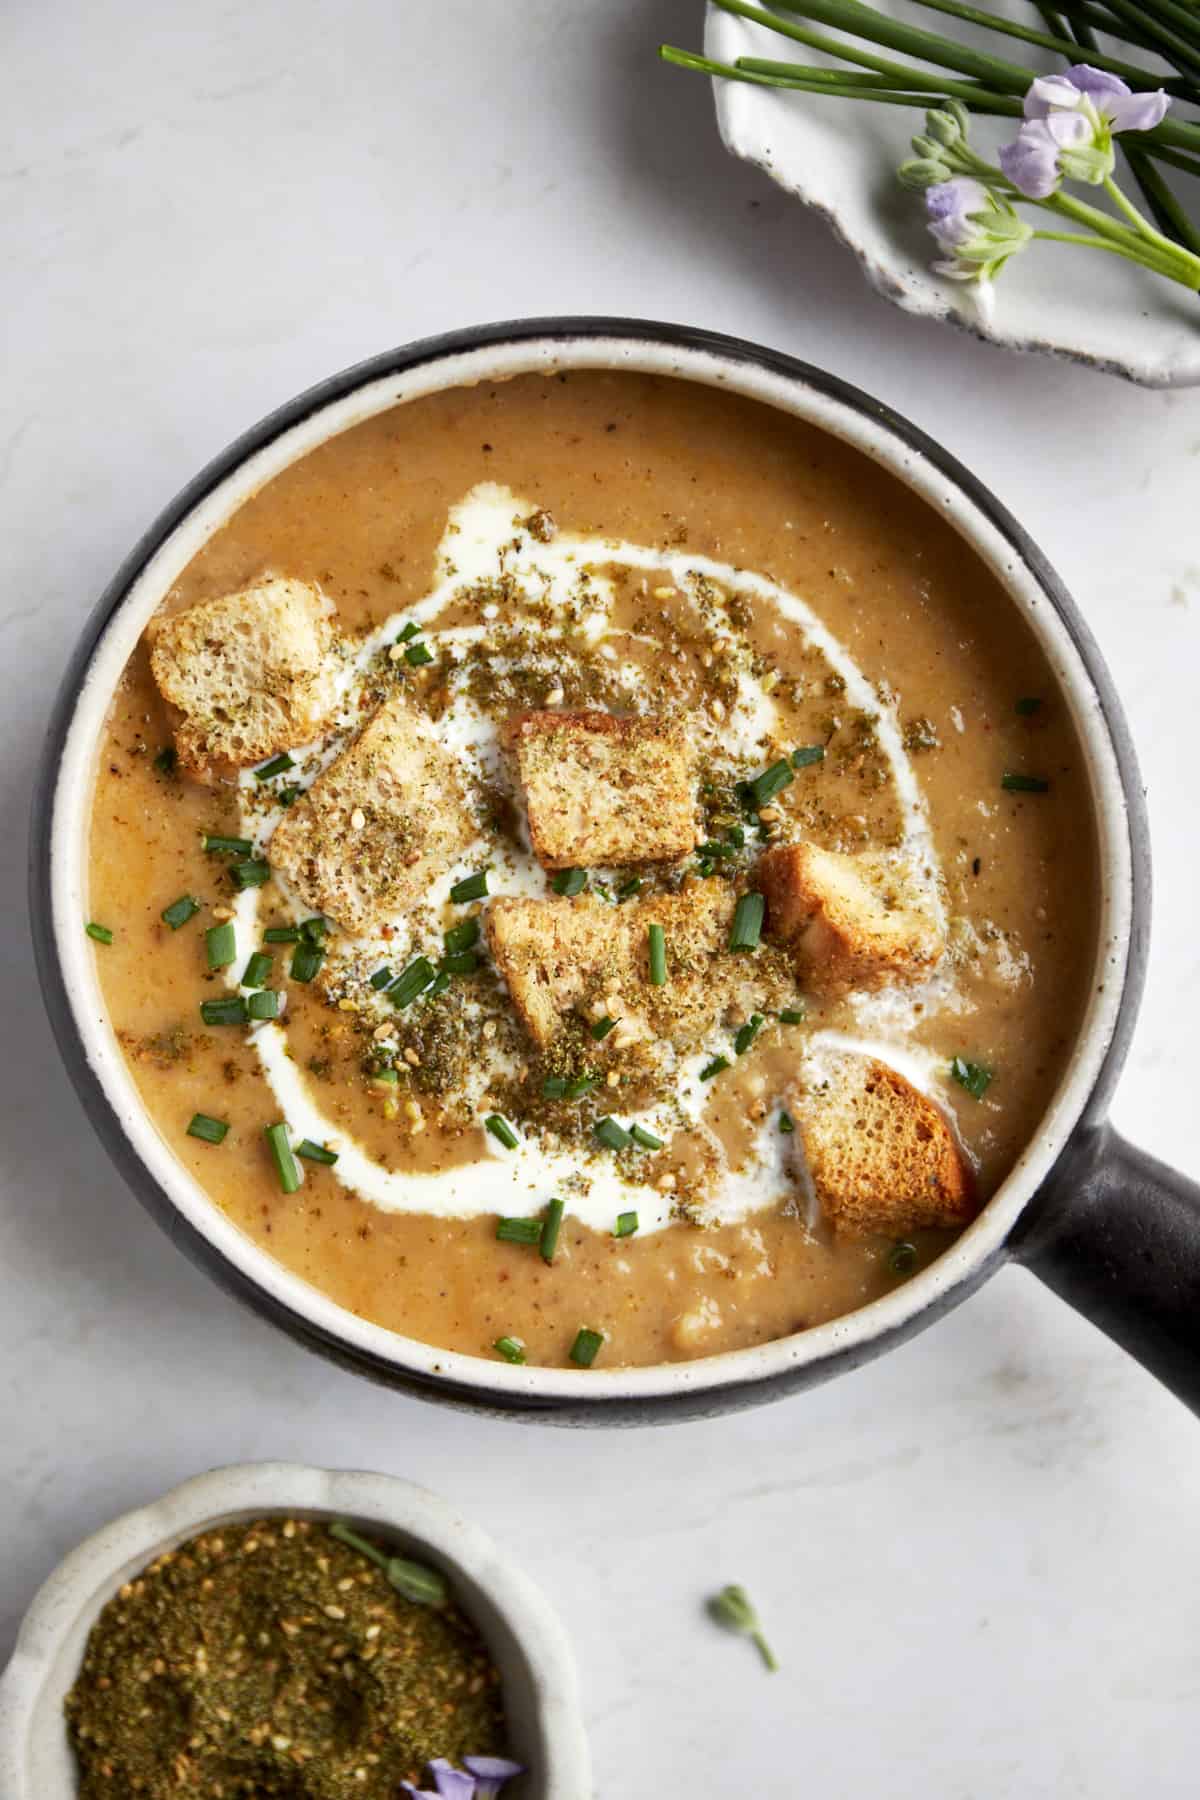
[1012,1122,1200,1414]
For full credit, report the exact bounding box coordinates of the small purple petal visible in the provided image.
[426,1761,478,1800]
[1063,63,1132,106]
[1045,110,1094,151]
[925,176,990,250]
[998,120,1061,198]
[1024,73,1086,120]
[463,1754,525,1797]
[1106,88,1170,133]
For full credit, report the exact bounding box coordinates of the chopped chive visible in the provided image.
[254,753,295,782]
[241,950,273,988]
[371,1067,400,1087]
[1001,771,1050,793]
[246,988,280,1021]
[203,833,253,857]
[569,1327,604,1368]
[593,1116,633,1151]
[889,1241,918,1275]
[230,859,271,891]
[263,925,301,943]
[396,620,421,643]
[648,922,667,987]
[206,921,237,969]
[630,1123,664,1151]
[696,840,736,861]
[450,870,489,904]
[186,1112,228,1144]
[744,758,794,809]
[300,916,329,943]
[729,893,764,953]
[734,1013,764,1056]
[494,1335,527,1364]
[950,1055,993,1100]
[543,1075,568,1099]
[390,955,436,1008]
[85,922,113,945]
[778,1006,807,1025]
[565,1072,600,1100]
[779,1109,795,1135]
[404,640,435,667]
[369,965,394,991]
[541,1197,565,1263]
[443,918,480,955]
[289,942,326,983]
[725,824,745,848]
[278,785,299,807]
[792,745,825,769]
[161,895,200,930]
[296,1138,339,1165]
[591,1015,618,1041]
[264,1121,302,1194]
[699,1055,730,1082]
[428,970,452,998]
[485,1113,520,1150]
[496,1215,542,1245]
[440,949,479,977]
[552,867,587,897]
[617,877,643,900]
[614,1211,639,1238]
[153,746,177,776]
[1015,696,1043,716]
[200,996,247,1026]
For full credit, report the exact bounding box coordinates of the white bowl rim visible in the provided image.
[0,1460,590,1798]
[35,318,1139,1413]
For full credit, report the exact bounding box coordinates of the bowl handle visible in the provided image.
[1012,1122,1200,1412]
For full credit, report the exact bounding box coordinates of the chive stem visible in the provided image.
[648,922,667,986]
[85,921,113,944]
[186,1113,229,1144]
[161,895,200,930]
[541,1197,565,1263]
[729,893,765,953]
[264,1122,302,1193]
[494,1335,527,1364]
[569,1327,605,1367]
[485,1114,520,1150]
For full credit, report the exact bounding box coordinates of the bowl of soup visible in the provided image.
[32,318,1198,1420]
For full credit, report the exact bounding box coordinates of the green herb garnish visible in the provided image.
[1001,771,1050,793]
[85,922,113,945]
[593,1116,633,1151]
[614,1211,639,1238]
[450,870,490,903]
[565,1072,600,1099]
[205,922,237,969]
[444,918,480,955]
[734,1013,764,1055]
[440,949,479,977]
[591,1015,618,1041]
[396,620,421,643]
[390,956,436,1008]
[264,1122,302,1194]
[289,941,325,984]
[889,1240,918,1274]
[792,744,825,768]
[200,996,247,1026]
[186,1113,228,1145]
[246,989,280,1021]
[254,753,295,782]
[552,867,587,897]
[569,1327,604,1368]
[241,950,272,988]
[496,1215,543,1245]
[263,925,301,943]
[950,1055,993,1099]
[404,640,435,667]
[296,1139,339,1165]
[203,833,253,856]
[369,965,394,990]
[779,1109,795,1134]
[630,1123,664,1150]
[778,1006,806,1024]
[494,1336,527,1364]
[699,1055,730,1082]
[229,859,270,891]
[729,893,764,953]
[648,922,667,987]
[153,746,177,776]
[485,1113,519,1150]
[161,895,200,931]
[328,1521,448,1607]
[541,1197,565,1263]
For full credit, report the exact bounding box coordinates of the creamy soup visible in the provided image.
[87,372,1098,1369]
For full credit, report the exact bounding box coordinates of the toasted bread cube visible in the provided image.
[504,710,697,869]
[487,881,785,1053]
[759,842,942,997]
[148,578,339,782]
[791,1056,974,1237]
[269,694,475,936]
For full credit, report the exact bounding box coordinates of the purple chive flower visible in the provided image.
[999,64,1169,197]
[464,1754,526,1797]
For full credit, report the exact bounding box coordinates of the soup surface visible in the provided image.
[88,371,1099,1369]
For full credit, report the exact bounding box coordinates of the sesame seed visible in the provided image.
[545,685,565,706]
[350,808,366,830]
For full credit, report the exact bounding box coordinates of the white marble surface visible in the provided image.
[3,3,1200,1794]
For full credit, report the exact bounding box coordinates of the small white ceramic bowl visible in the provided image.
[0,1462,590,1799]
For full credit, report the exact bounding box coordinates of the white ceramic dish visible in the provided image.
[0,1462,590,1799]
[705,1,1200,386]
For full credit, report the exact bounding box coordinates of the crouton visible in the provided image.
[269,694,475,936]
[790,1055,974,1237]
[486,881,792,1054]
[504,710,697,869]
[148,578,339,782]
[759,842,943,997]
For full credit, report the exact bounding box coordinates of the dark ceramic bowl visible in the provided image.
[30,318,1200,1422]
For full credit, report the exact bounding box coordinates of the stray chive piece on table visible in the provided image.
[450,869,489,904]
[186,1113,228,1145]
[648,922,667,986]
[254,752,295,782]
[327,1520,449,1607]
[485,1114,519,1150]
[161,894,200,931]
[569,1327,604,1368]
[951,1055,993,1100]
[494,1335,527,1365]
[85,921,113,945]
[552,866,587,897]
[1001,771,1050,793]
[729,893,764,953]
[707,1584,778,1674]
[264,1122,302,1194]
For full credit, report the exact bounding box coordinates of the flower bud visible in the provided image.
[925,106,964,147]
[909,134,945,162]
[897,157,950,191]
